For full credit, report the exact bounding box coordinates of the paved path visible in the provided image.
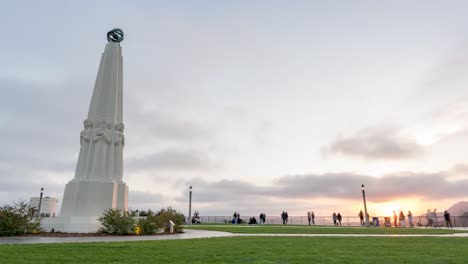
[0,230,233,244]
[1,229,467,245]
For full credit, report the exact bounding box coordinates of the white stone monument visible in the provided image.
[43,29,128,232]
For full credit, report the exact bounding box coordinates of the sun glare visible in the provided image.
[371,200,421,217]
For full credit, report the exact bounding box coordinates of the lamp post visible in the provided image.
[37,187,44,217]
[188,186,192,225]
[361,184,370,227]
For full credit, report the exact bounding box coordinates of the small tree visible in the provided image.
[154,207,185,233]
[0,201,42,236]
[98,209,136,235]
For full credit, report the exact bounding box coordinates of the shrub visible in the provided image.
[154,207,185,233]
[98,209,136,235]
[138,210,158,235]
[0,201,42,236]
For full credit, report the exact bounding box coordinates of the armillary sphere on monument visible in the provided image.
[107,28,124,43]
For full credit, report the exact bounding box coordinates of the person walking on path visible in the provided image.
[399,211,406,227]
[407,211,414,227]
[337,213,342,226]
[359,210,364,226]
[311,211,315,225]
[332,212,337,226]
[393,211,398,227]
[444,211,452,228]
[307,211,311,225]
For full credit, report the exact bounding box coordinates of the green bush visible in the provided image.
[138,210,158,235]
[98,209,136,235]
[154,207,185,233]
[0,201,42,236]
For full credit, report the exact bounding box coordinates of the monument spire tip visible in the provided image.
[107,28,124,43]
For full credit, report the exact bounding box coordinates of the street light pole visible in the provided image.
[361,184,370,227]
[37,187,44,217]
[188,186,192,225]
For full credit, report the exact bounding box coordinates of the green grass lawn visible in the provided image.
[185,224,467,234]
[1,237,467,263]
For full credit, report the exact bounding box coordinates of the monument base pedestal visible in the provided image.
[60,180,128,217]
[41,216,101,233]
[52,179,129,233]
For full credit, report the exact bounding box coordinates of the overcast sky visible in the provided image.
[2,0,468,217]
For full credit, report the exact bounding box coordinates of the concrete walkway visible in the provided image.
[1,229,467,245]
[0,229,233,244]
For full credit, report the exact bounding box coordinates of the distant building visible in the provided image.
[29,197,58,217]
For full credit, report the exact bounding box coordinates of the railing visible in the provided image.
[196,215,468,227]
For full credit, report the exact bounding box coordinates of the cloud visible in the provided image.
[128,190,164,209]
[325,127,424,160]
[126,148,222,172]
[172,170,468,209]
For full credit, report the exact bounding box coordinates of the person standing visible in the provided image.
[426,209,433,227]
[233,212,237,224]
[285,211,289,224]
[399,211,406,227]
[444,211,452,228]
[393,211,398,227]
[307,211,311,225]
[359,210,364,226]
[407,211,413,227]
[337,213,342,226]
[281,211,286,224]
[432,209,438,227]
[311,211,315,225]
[332,212,337,226]
[259,213,264,225]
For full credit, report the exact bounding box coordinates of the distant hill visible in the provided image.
[446,201,468,216]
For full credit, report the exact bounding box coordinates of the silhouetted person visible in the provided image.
[359,210,364,226]
[393,211,398,227]
[311,211,315,225]
[444,211,452,228]
[332,212,337,225]
[307,211,311,225]
[337,213,342,226]
[281,211,286,224]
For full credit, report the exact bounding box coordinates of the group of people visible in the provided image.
[191,210,201,224]
[231,212,242,224]
[425,209,452,227]
[307,211,315,225]
[332,212,343,225]
[227,209,454,227]
[238,212,267,225]
[392,210,413,227]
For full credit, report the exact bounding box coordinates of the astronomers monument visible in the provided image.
[44,29,129,232]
